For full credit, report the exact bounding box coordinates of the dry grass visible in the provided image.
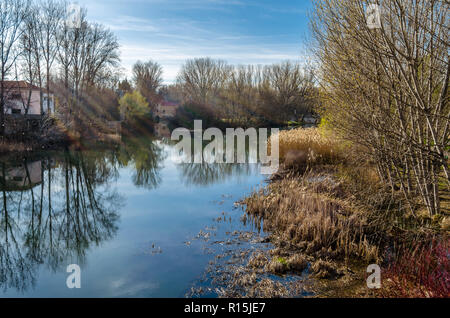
[237,127,448,297]
[311,259,342,279]
[272,127,347,167]
[218,274,291,298]
[242,173,380,263]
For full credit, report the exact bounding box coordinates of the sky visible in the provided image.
[75,0,313,84]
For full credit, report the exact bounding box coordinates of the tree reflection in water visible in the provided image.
[177,141,260,186]
[115,137,165,189]
[0,136,260,293]
[0,150,123,292]
[179,162,258,186]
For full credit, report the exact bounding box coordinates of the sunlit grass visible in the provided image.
[273,127,346,166]
[242,173,380,263]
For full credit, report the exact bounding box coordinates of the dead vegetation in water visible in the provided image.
[215,265,292,298]
[241,127,449,297]
[212,247,365,298]
[186,219,367,298]
[187,247,305,298]
[186,218,313,298]
[241,173,380,263]
[208,248,312,298]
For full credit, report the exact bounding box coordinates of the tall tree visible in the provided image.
[259,62,316,123]
[37,0,64,113]
[177,57,231,106]
[311,0,449,216]
[132,60,163,108]
[0,0,29,136]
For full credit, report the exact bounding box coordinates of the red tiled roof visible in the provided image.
[1,81,41,90]
[160,101,178,107]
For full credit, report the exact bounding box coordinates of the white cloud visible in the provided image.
[102,15,159,32]
[119,40,307,83]
[76,0,309,84]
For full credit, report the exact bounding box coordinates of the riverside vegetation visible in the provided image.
[239,127,449,297]
[231,0,444,298]
[1,0,448,298]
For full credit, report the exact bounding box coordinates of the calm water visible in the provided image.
[0,137,267,297]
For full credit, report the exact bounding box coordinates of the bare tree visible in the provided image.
[82,23,120,89]
[259,61,316,123]
[177,57,231,106]
[37,0,64,113]
[311,0,449,216]
[220,65,261,126]
[56,2,73,92]
[55,7,119,99]
[132,60,163,108]
[18,6,39,114]
[0,0,29,136]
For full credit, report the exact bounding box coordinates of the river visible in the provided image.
[0,136,269,297]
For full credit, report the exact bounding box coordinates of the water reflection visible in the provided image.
[0,136,264,294]
[176,139,261,186]
[0,160,42,191]
[179,162,258,186]
[115,138,165,189]
[0,152,122,292]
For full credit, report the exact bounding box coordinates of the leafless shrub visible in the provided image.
[311,0,449,217]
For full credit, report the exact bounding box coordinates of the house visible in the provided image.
[154,100,179,119]
[1,81,55,116]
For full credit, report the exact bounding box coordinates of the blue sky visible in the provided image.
[76,0,313,83]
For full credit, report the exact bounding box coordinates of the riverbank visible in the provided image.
[238,127,449,297]
[0,131,71,155]
[0,117,124,155]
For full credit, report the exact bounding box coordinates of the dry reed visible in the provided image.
[272,127,346,167]
[242,174,380,263]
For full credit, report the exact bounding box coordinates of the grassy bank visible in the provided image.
[241,127,449,297]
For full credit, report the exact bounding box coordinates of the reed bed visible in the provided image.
[253,128,380,262]
[272,127,346,166]
[240,127,447,296]
[242,174,379,263]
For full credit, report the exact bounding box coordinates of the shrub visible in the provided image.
[118,91,150,122]
[381,239,449,298]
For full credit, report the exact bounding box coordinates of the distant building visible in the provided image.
[1,81,55,116]
[154,100,179,119]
